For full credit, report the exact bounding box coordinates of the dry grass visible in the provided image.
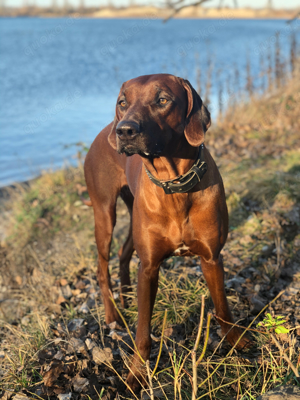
[1,75,300,399]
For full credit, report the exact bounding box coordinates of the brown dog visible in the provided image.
[84,74,249,390]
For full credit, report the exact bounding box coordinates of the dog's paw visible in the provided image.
[126,371,147,393]
[226,327,253,350]
[105,310,123,327]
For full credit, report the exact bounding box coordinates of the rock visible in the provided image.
[12,395,30,400]
[78,302,89,314]
[38,348,56,363]
[46,304,62,314]
[57,394,72,400]
[257,385,300,400]
[225,276,245,292]
[87,320,99,333]
[141,389,164,399]
[92,347,113,364]
[76,280,86,290]
[107,376,118,387]
[21,316,30,326]
[0,299,21,323]
[250,296,266,315]
[61,285,72,299]
[72,374,89,392]
[85,338,96,350]
[69,337,85,354]
[108,321,123,330]
[261,245,273,257]
[57,322,67,334]
[109,330,129,340]
[34,387,43,396]
[86,294,96,309]
[53,350,64,360]
[67,318,84,332]
[254,284,261,293]
[1,392,13,400]
[239,235,253,245]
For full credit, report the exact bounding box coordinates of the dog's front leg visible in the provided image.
[201,255,251,349]
[126,260,160,391]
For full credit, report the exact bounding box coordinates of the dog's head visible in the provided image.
[108,74,211,157]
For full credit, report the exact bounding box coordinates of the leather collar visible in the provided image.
[144,144,207,194]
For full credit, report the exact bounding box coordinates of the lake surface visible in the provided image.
[0,17,299,187]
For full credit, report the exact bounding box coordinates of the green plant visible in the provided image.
[257,313,289,335]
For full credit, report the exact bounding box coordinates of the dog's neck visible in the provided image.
[142,138,200,181]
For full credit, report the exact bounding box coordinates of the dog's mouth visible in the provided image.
[118,140,164,158]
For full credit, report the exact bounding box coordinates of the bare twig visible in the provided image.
[192,312,211,400]
[109,291,145,364]
[152,309,168,377]
[163,0,210,22]
[146,360,155,400]
[196,313,211,367]
[286,8,300,24]
[271,333,299,378]
[193,295,206,352]
[28,245,44,272]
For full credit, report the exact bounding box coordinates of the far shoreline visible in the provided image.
[0,6,299,20]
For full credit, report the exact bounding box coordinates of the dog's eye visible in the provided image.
[119,100,126,108]
[159,98,168,105]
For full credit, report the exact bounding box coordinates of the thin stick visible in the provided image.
[152,309,168,377]
[192,312,211,400]
[194,295,205,352]
[196,313,211,367]
[109,291,144,363]
[28,245,44,272]
[197,291,286,391]
[212,315,267,335]
[197,373,248,400]
[146,360,155,400]
[192,351,197,400]
[163,0,210,22]
[271,333,299,378]
[192,295,206,400]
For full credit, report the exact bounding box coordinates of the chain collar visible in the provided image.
[143,144,207,194]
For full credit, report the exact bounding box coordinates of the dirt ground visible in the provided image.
[0,77,300,399]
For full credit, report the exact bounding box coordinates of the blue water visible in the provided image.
[0,17,299,187]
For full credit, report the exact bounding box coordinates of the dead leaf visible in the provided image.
[15,275,22,285]
[60,278,68,286]
[72,374,89,392]
[43,361,64,387]
[92,347,113,365]
[56,295,66,305]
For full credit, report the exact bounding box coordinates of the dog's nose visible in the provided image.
[116,121,140,139]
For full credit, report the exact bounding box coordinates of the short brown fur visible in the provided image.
[84,74,250,391]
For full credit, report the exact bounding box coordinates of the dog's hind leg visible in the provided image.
[93,201,122,325]
[118,186,135,308]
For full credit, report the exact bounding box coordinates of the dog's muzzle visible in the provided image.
[116,121,140,140]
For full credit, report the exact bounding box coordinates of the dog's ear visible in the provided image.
[108,82,126,150]
[108,117,119,150]
[180,78,211,147]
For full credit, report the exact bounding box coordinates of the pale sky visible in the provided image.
[5,0,300,10]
